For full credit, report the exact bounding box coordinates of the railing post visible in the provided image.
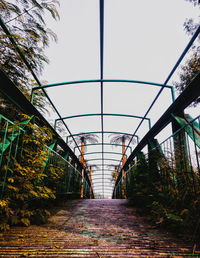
[81,169,84,198]
[172,112,190,172]
[114,166,118,199]
[89,167,92,199]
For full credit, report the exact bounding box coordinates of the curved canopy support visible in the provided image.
[74,142,133,153]
[55,113,151,130]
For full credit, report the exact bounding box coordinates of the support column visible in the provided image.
[80,138,85,198]
[122,136,127,199]
[89,166,92,199]
[114,166,118,199]
[80,169,84,198]
[172,112,189,172]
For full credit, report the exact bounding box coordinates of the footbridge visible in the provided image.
[0,1,200,256]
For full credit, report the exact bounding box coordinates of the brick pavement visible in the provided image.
[0,199,196,257]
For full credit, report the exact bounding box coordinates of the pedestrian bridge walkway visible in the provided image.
[0,2,200,256]
[0,199,195,257]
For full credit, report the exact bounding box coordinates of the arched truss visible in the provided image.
[85,158,122,163]
[54,113,151,130]
[31,79,175,102]
[74,143,133,152]
[1,2,199,198]
[80,152,128,158]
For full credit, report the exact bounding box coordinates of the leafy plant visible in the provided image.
[125,144,200,237]
[0,115,66,230]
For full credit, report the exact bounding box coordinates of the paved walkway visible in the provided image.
[0,199,196,257]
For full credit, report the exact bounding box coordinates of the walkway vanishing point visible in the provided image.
[0,199,196,257]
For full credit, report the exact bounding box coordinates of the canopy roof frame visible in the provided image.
[0,1,199,198]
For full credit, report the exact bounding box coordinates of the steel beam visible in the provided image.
[122,71,200,174]
[55,113,151,129]
[0,68,83,171]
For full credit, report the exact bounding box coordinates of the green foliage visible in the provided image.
[0,0,59,113]
[126,147,200,237]
[185,0,200,8]
[174,53,200,107]
[174,0,200,107]
[0,115,66,231]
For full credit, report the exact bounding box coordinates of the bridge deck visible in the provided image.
[0,199,195,257]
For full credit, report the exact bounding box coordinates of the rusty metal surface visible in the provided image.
[0,199,195,257]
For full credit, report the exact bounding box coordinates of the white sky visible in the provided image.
[40,0,200,198]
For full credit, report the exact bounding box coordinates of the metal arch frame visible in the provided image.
[86,164,120,168]
[31,79,175,103]
[1,0,199,198]
[92,181,113,184]
[93,186,113,190]
[0,16,88,169]
[80,152,128,158]
[74,143,133,152]
[114,72,200,193]
[67,131,136,137]
[66,131,139,145]
[92,175,114,177]
[93,186,113,189]
[92,177,113,180]
[90,164,119,167]
[85,158,122,163]
[116,25,200,182]
[54,113,151,130]
[92,171,114,173]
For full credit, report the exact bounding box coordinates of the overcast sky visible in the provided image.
[40,0,199,198]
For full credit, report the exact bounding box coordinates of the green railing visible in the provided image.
[0,115,25,198]
[44,146,90,198]
[114,115,200,234]
[114,115,200,199]
[0,114,90,200]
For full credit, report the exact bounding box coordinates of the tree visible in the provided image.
[174,54,200,107]
[109,134,136,164]
[69,133,99,165]
[0,115,65,231]
[0,0,59,114]
[109,134,136,198]
[185,0,200,6]
[174,0,200,106]
[69,133,99,198]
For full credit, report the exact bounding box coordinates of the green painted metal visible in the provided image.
[80,151,127,157]
[1,2,199,199]
[92,184,113,188]
[93,186,113,189]
[92,180,113,183]
[55,113,151,129]
[67,131,139,145]
[99,0,105,197]
[118,26,200,181]
[41,140,58,173]
[0,114,34,198]
[74,143,132,152]
[0,115,31,155]
[86,164,119,168]
[86,158,122,163]
[173,114,200,148]
[32,79,174,93]
[0,17,82,158]
[0,115,26,199]
[0,68,85,173]
[92,169,115,172]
